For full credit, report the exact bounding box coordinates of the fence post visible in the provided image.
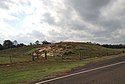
[10,55,12,63]
[79,51,82,60]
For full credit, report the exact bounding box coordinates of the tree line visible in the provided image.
[86,42,125,49]
[102,44,125,49]
[30,40,51,45]
[1,40,124,51]
[0,40,25,50]
[0,40,51,50]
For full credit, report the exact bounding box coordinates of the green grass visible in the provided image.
[0,45,41,64]
[0,57,30,64]
[0,59,91,84]
[0,54,124,84]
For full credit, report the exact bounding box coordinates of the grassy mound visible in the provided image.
[42,42,123,60]
[0,42,123,64]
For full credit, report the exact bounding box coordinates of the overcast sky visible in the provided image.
[0,0,125,44]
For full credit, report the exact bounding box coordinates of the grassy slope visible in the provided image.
[0,45,40,64]
[0,42,123,64]
[54,42,123,59]
[0,42,124,83]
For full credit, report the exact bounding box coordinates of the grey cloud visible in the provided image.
[0,0,10,9]
[10,30,45,44]
[28,30,45,40]
[20,0,31,6]
[93,20,122,37]
[40,0,112,42]
[62,0,125,44]
[1,0,125,44]
[0,0,31,10]
[48,29,68,41]
[35,0,125,44]
[67,0,111,22]
[41,13,55,25]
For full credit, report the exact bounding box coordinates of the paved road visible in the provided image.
[36,55,125,84]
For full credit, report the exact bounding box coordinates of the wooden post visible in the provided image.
[32,54,35,61]
[79,51,82,60]
[45,51,47,60]
[123,50,125,53]
[10,55,12,63]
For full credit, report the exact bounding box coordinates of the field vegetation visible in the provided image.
[0,42,124,83]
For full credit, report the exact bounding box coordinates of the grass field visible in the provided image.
[0,45,40,64]
[0,42,124,83]
[0,54,124,84]
[0,56,113,84]
[0,60,89,84]
[0,57,29,64]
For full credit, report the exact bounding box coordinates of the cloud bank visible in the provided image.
[0,0,125,44]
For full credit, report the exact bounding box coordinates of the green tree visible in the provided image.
[17,43,25,47]
[3,40,13,49]
[0,44,3,50]
[35,40,40,45]
[42,40,51,44]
